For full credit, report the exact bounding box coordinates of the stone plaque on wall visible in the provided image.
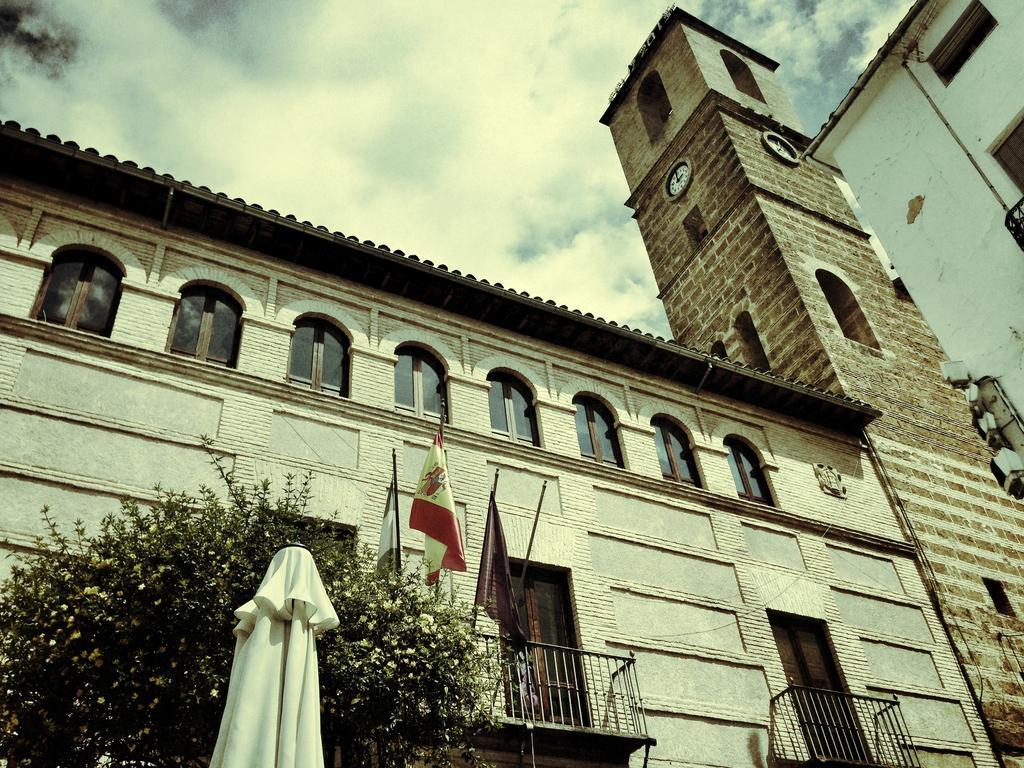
[15,352,222,437]
[589,535,741,602]
[0,409,228,493]
[488,462,561,517]
[269,412,359,468]
[594,488,714,549]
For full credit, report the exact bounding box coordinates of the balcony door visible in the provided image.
[769,613,869,764]
[510,564,589,727]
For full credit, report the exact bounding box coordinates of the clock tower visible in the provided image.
[601,6,1024,759]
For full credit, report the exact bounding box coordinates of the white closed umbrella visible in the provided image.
[210,544,340,768]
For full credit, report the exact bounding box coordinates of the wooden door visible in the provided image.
[770,613,870,764]
[511,565,589,727]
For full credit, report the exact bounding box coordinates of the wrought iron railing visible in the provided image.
[478,635,648,737]
[768,686,919,768]
[1007,196,1024,251]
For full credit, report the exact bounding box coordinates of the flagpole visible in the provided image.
[518,480,547,598]
[391,447,401,574]
[440,398,451,598]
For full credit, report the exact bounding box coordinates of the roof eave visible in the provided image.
[806,0,933,159]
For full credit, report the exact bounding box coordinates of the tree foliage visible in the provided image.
[0,470,493,767]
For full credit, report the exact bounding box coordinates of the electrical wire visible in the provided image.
[641,524,837,642]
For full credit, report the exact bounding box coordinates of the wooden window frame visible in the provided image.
[994,118,1024,193]
[288,318,350,397]
[929,1,996,85]
[509,562,579,647]
[167,286,242,367]
[769,612,846,690]
[488,373,539,446]
[34,252,123,336]
[395,347,448,421]
[652,417,701,486]
[508,563,589,728]
[726,437,773,505]
[574,397,623,467]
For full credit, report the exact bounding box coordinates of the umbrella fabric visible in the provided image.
[210,545,340,768]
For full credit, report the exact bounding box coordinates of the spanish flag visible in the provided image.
[409,430,466,584]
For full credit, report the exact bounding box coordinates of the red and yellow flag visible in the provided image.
[409,431,466,584]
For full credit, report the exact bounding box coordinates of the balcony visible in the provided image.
[476,635,652,763]
[768,686,919,768]
[1007,196,1024,251]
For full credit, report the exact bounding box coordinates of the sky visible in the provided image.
[0,0,913,338]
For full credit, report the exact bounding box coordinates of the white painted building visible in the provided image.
[808,0,1024,496]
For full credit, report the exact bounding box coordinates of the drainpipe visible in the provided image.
[161,187,175,229]
[900,61,1009,212]
[694,360,714,437]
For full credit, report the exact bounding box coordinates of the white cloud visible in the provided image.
[0,0,912,340]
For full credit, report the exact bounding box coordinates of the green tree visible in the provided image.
[0,471,494,767]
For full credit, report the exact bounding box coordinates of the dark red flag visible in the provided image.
[474,495,526,645]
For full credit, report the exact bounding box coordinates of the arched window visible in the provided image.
[734,312,771,370]
[637,70,672,141]
[652,417,701,486]
[35,250,123,336]
[573,395,623,467]
[816,270,880,350]
[710,340,728,358]
[395,346,447,420]
[289,317,350,396]
[168,285,242,366]
[720,49,765,102]
[725,437,773,504]
[487,372,539,446]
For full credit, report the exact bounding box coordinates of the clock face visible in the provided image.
[762,131,800,165]
[767,136,794,158]
[666,161,691,197]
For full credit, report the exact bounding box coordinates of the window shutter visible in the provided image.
[929,1,996,84]
[995,120,1024,193]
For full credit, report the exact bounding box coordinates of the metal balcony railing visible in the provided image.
[478,635,648,737]
[1007,196,1024,251]
[768,686,919,768]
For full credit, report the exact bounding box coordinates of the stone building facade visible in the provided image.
[0,10,1014,768]
[601,7,1024,765]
